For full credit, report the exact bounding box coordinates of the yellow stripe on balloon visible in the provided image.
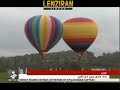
[44,15,51,50]
[64,22,97,30]
[40,15,47,50]
[63,28,98,36]
[63,23,98,38]
[40,15,44,49]
[42,15,48,50]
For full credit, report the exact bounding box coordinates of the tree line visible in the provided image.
[0,50,120,72]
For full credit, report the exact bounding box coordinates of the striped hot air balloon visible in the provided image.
[63,17,98,57]
[24,15,63,61]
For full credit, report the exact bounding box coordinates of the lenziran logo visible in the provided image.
[43,0,73,10]
[8,71,18,82]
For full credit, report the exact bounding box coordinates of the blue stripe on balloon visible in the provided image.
[68,42,92,46]
[52,17,62,47]
[49,16,61,50]
[69,43,91,51]
[69,43,91,47]
[57,19,63,41]
[36,15,41,49]
[27,17,38,50]
[32,16,40,50]
[54,17,61,40]
[28,16,39,51]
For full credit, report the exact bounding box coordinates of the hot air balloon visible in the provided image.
[63,17,98,58]
[24,15,63,62]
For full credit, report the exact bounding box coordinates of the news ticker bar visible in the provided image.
[27,70,120,75]
[18,74,120,82]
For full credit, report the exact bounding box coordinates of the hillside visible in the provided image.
[0,50,120,71]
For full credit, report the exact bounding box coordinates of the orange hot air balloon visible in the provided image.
[63,17,98,58]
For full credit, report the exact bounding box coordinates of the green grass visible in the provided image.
[0,71,8,83]
[110,75,120,79]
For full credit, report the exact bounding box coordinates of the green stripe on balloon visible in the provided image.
[32,16,39,49]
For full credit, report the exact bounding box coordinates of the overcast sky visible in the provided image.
[0,7,119,57]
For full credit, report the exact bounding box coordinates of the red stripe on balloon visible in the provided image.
[46,16,56,51]
[64,18,94,23]
[64,38,95,44]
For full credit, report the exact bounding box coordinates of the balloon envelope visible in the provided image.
[63,17,98,57]
[24,15,63,55]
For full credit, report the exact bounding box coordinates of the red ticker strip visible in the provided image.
[27,70,120,75]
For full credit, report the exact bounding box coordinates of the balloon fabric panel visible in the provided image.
[24,15,63,55]
[63,18,98,56]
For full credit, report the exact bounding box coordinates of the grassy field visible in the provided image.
[110,75,120,78]
[0,71,8,83]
